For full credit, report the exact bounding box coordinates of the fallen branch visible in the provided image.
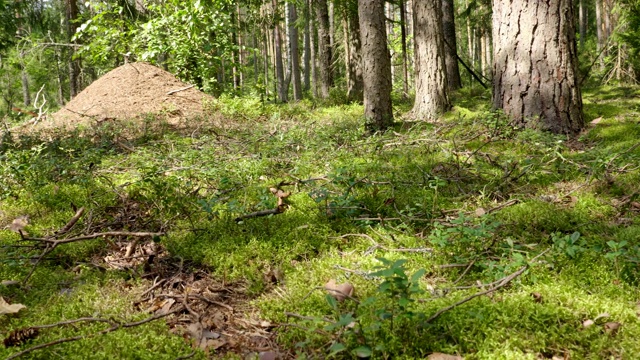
[167,84,195,95]
[5,307,185,360]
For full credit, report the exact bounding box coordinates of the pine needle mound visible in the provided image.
[40,62,215,130]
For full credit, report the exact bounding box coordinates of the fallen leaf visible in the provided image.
[604,321,621,335]
[631,201,640,210]
[590,116,603,125]
[1,280,19,287]
[8,216,29,233]
[582,319,595,328]
[0,297,26,315]
[205,338,226,350]
[324,279,354,302]
[427,353,464,360]
[156,298,175,315]
[475,208,486,217]
[259,351,278,360]
[594,312,610,322]
[531,292,543,303]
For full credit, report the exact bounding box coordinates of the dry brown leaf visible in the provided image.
[324,279,354,302]
[8,215,29,233]
[1,280,19,287]
[590,116,603,125]
[604,321,621,335]
[427,352,463,360]
[156,298,175,315]
[475,208,486,217]
[0,297,26,315]
[531,292,543,303]
[259,351,278,360]
[631,201,640,210]
[582,319,595,328]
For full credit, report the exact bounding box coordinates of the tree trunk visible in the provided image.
[316,0,333,98]
[579,0,586,50]
[310,0,318,97]
[400,0,409,96]
[359,0,393,132]
[66,0,80,99]
[442,0,461,91]
[595,0,605,70]
[274,0,288,102]
[492,0,584,134]
[289,1,303,101]
[411,0,449,120]
[344,0,363,102]
[386,2,395,85]
[303,0,311,92]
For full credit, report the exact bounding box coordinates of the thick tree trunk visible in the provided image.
[344,0,363,102]
[66,0,80,99]
[274,0,288,102]
[492,0,584,134]
[288,2,303,101]
[316,0,333,98]
[442,0,461,91]
[411,0,449,120]
[359,0,393,132]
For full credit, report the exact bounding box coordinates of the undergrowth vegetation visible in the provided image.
[2,86,640,359]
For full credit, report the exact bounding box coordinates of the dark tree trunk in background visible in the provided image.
[400,0,409,97]
[274,0,288,102]
[359,0,393,132]
[411,0,449,120]
[66,0,80,99]
[442,0,461,91]
[288,1,303,101]
[344,0,363,102]
[303,0,311,92]
[492,0,584,134]
[316,0,333,98]
[310,0,318,97]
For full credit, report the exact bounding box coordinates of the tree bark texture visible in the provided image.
[344,0,363,102]
[358,0,393,132]
[579,0,586,49]
[411,0,449,120]
[303,0,311,92]
[315,0,333,98]
[399,0,409,96]
[288,1,303,100]
[492,0,584,134]
[442,0,461,90]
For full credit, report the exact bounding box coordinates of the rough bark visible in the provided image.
[310,0,318,97]
[359,0,393,132]
[344,0,363,102]
[411,0,450,120]
[595,0,604,69]
[288,1,303,100]
[492,0,584,134]
[315,0,333,98]
[442,0,461,90]
[274,0,288,102]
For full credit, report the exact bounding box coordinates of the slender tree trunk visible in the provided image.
[272,0,287,102]
[310,0,318,97]
[289,1,303,100]
[386,2,395,86]
[579,0,586,50]
[15,0,30,106]
[316,0,333,98]
[411,0,449,120]
[359,0,393,132]
[442,0,461,90]
[400,0,409,96]
[344,0,363,102]
[492,0,584,134]
[66,0,80,99]
[303,0,311,92]
[264,26,270,99]
[595,0,605,70]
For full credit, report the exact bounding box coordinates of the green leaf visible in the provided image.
[325,294,338,310]
[410,268,426,283]
[570,231,581,242]
[353,346,372,358]
[328,342,347,356]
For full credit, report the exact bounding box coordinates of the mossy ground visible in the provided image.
[1,85,640,359]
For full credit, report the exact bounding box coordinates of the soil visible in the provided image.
[34,62,215,131]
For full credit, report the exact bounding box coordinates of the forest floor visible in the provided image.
[1,85,640,359]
